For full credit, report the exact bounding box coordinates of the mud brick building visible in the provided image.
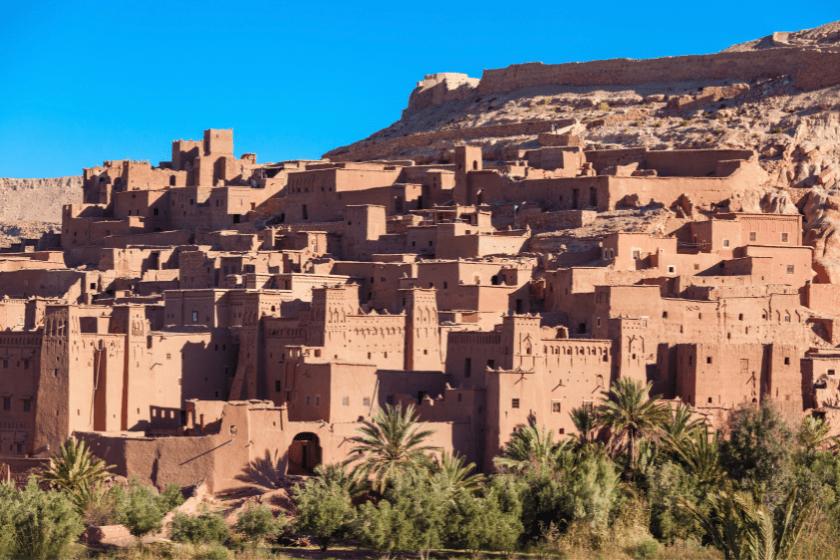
[0,126,834,493]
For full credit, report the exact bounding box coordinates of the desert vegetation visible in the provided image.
[2,382,839,559]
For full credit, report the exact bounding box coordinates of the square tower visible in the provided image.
[454,145,482,206]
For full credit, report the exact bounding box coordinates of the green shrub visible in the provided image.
[598,102,610,112]
[293,469,354,551]
[772,126,784,134]
[119,480,167,539]
[169,509,230,544]
[0,478,85,559]
[158,483,186,512]
[633,538,660,559]
[200,544,231,560]
[233,503,285,543]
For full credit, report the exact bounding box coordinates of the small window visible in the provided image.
[192,311,198,322]
[706,357,712,364]
[694,263,699,270]
[781,232,789,243]
[749,232,757,242]
[722,239,730,248]
[2,398,9,411]
[738,313,744,321]
[275,380,282,392]
[667,265,676,274]
[662,311,668,318]
[551,401,561,413]
[315,396,320,407]
[632,250,641,260]
[363,397,371,407]
[829,369,836,376]
[784,315,791,323]
[787,265,794,274]
[23,400,30,412]
[487,359,495,369]
[342,397,349,406]
[464,358,472,378]
[2,360,6,369]
[784,357,790,365]
[511,398,520,409]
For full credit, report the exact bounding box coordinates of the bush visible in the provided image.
[233,503,285,543]
[200,544,231,560]
[293,470,354,551]
[598,102,610,112]
[720,401,795,510]
[159,483,186,512]
[169,509,230,544]
[772,126,784,134]
[633,538,660,559]
[118,480,167,539]
[0,478,85,559]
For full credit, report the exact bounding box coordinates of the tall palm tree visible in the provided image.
[672,427,726,487]
[596,379,670,470]
[679,485,815,560]
[40,436,114,510]
[662,401,706,450]
[431,451,485,499]
[797,415,832,453]
[570,405,599,448]
[345,403,438,492]
[493,424,571,475]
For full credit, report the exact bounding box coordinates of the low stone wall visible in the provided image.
[276,221,345,234]
[516,209,596,231]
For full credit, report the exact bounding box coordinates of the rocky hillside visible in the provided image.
[323,20,840,279]
[0,177,82,223]
[0,176,82,248]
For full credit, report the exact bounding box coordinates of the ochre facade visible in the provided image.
[0,128,832,492]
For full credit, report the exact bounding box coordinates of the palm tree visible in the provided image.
[596,379,670,471]
[672,427,726,487]
[679,485,815,560]
[40,436,113,510]
[570,405,599,448]
[431,451,485,499]
[797,415,832,453]
[493,424,571,475]
[345,403,438,492]
[662,401,706,450]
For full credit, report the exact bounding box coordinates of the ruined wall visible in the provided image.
[476,49,840,96]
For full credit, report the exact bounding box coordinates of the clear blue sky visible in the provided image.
[0,1,833,178]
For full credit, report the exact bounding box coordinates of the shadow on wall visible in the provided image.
[234,448,287,490]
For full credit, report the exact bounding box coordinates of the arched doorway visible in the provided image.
[288,432,322,475]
